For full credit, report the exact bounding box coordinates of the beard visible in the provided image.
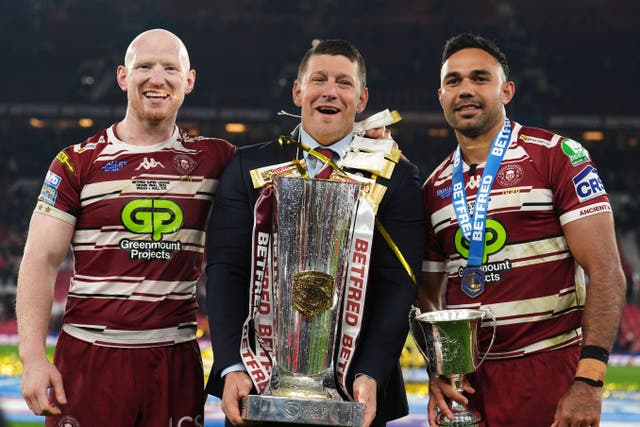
[445,105,504,138]
[129,94,184,124]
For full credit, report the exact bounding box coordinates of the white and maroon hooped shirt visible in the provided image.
[36,125,235,347]
[422,122,611,359]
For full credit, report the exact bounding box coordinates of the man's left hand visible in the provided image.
[353,375,378,427]
[364,126,391,140]
[551,381,602,426]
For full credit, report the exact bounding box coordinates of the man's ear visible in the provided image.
[116,65,128,92]
[356,87,369,113]
[292,80,302,107]
[502,81,515,105]
[185,69,196,95]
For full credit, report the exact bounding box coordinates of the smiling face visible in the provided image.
[292,54,368,146]
[438,48,514,138]
[117,29,195,126]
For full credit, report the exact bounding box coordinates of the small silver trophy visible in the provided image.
[242,176,365,426]
[409,307,496,426]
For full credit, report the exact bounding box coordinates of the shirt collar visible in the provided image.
[299,127,353,161]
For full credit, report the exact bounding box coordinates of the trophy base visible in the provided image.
[241,395,364,426]
[436,410,482,426]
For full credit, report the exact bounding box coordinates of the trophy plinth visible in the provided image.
[244,176,363,426]
[409,307,496,427]
[242,395,364,426]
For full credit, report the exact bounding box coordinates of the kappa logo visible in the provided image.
[121,199,183,241]
[466,174,482,190]
[135,157,165,170]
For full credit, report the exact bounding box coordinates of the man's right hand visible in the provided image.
[20,356,66,415]
[221,371,253,426]
[427,374,474,426]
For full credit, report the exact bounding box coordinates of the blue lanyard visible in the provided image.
[451,120,512,267]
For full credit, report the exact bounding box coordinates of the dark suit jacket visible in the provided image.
[205,137,425,424]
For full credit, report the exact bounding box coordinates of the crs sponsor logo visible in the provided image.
[572,165,606,203]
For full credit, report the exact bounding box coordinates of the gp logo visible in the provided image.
[454,218,507,263]
[121,199,183,241]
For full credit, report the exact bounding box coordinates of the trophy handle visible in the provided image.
[408,306,432,366]
[475,307,497,370]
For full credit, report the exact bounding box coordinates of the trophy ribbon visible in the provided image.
[240,186,276,392]
[335,196,375,399]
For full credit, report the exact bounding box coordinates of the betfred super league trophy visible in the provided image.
[242,176,365,426]
[409,307,496,426]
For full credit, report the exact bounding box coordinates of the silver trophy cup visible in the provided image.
[242,176,365,426]
[409,307,496,426]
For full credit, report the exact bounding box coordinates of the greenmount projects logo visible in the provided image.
[120,199,184,260]
[454,218,512,290]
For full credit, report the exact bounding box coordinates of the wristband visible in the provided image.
[575,358,606,383]
[574,376,604,387]
[580,345,609,364]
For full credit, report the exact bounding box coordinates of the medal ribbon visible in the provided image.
[451,120,511,267]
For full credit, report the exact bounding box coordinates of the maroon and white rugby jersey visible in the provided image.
[422,121,611,359]
[35,125,235,347]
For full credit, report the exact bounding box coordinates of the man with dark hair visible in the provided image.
[206,39,425,427]
[297,39,367,90]
[419,33,626,426]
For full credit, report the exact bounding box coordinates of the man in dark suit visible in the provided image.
[206,39,425,427]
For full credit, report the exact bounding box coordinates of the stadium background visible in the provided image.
[0,0,639,425]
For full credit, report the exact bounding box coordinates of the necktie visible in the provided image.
[314,148,338,179]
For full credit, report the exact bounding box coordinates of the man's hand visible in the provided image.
[364,126,392,140]
[551,381,602,427]
[427,375,474,426]
[353,375,378,427]
[221,371,253,426]
[20,356,66,415]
